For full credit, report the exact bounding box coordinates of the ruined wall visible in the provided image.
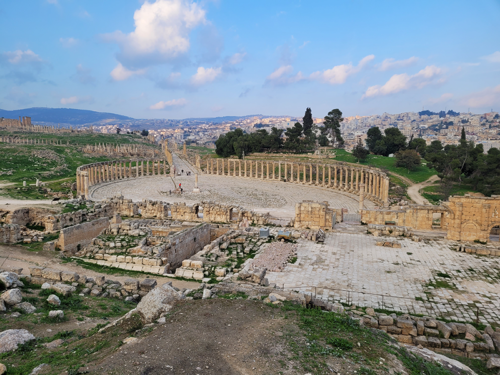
[294,201,334,230]
[58,217,110,254]
[445,195,500,242]
[162,223,211,269]
[361,205,449,232]
[0,224,22,243]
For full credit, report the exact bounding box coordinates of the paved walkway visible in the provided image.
[90,153,374,218]
[266,232,500,324]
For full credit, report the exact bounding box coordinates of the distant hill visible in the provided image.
[0,107,133,125]
[183,115,264,124]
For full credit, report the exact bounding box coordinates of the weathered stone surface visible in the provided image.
[405,346,477,375]
[51,283,76,296]
[202,289,212,300]
[448,322,459,336]
[41,282,51,290]
[378,315,393,326]
[365,307,375,316]
[0,363,5,374]
[396,318,414,329]
[16,302,36,314]
[135,283,184,323]
[454,323,466,334]
[465,342,474,352]
[43,339,63,349]
[427,337,441,348]
[0,300,5,312]
[1,289,22,305]
[425,328,440,337]
[0,329,35,353]
[486,357,500,369]
[28,267,43,277]
[437,321,452,339]
[397,335,413,344]
[41,269,61,281]
[417,320,425,335]
[465,324,482,340]
[455,339,467,350]
[48,310,64,319]
[413,336,428,347]
[139,278,157,291]
[483,334,495,352]
[47,295,61,306]
[424,319,437,328]
[465,332,476,342]
[61,271,79,282]
[0,272,19,288]
[387,326,402,334]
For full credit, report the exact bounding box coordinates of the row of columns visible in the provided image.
[205,159,389,206]
[77,159,169,198]
[0,137,69,145]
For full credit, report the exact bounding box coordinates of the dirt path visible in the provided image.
[0,244,198,290]
[407,175,440,205]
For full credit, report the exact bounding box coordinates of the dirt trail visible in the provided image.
[407,175,440,205]
[0,244,198,290]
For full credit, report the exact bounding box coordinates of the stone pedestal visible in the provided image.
[193,173,200,193]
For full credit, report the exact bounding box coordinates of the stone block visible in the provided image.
[41,269,61,281]
[397,335,413,344]
[427,337,441,348]
[396,318,414,329]
[61,271,79,282]
[117,255,125,263]
[191,261,203,269]
[387,326,402,334]
[133,257,143,265]
[486,357,500,370]
[437,321,452,339]
[183,270,194,279]
[181,260,191,267]
[29,267,43,277]
[424,319,437,328]
[140,278,157,292]
[440,339,450,348]
[123,278,138,291]
[108,255,117,263]
[417,320,425,335]
[125,256,133,263]
[425,328,440,337]
[413,336,428,347]
[193,271,204,280]
[378,315,393,326]
[175,268,185,277]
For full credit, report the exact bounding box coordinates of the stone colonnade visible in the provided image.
[76,159,169,198]
[0,136,70,145]
[204,159,389,206]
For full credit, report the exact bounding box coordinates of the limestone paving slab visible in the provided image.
[266,232,500,324]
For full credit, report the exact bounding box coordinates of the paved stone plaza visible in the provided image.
[90,154,374,218]
[266,232,500,324]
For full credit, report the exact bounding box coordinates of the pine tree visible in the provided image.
[461,127,466,141]
[323,108,344,147]
[303,108,313,137]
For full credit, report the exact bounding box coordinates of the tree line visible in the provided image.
[215,107,344,158]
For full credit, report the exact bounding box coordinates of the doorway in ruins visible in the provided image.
[490,226,500,242]
[229,208,239,221]
[432,213,443,229]
[195,205,204,218]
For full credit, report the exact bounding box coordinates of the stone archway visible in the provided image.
[490,225,500,242]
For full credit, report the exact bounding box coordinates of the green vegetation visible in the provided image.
[334,149,436,183]
[0,131,158,199]
[421,182,477,204]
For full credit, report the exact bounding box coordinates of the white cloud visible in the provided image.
[110,63,147,81]
[310,55,374,85]
[60,96,93,105]
[427,93,453,105]
[363,65,445,98]
[461,85,500,108]
[190,66,222,86]
[481,51,500,63]
[149,98,187,110]
[299,41,310,49]
[265,65,304,86]
[72,64,96,85]
[378,57,419,71]
[60,37,78,48]
[0,50,44,66]
[229,52,246,65]
[102,0,206,68]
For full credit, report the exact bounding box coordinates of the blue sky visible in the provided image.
[0,0,499,119]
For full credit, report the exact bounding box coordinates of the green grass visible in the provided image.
[334,149,436,183]
[422,183,478,204]
[0,131,161,199]
[186,145,215,155]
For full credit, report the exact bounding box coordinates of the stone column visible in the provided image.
[261,161,264,180]
[83,172,89,199]
[129,162,132,178]
[339,167,343,189]
[141,161,144,176]
[328,166,332,187]
[244,160,247,177]
[278,162,282,181]
[334,166,338,188]
[359,183,365,212]
[250,161,253,178]
[302,164,306,183]
[136,161,139,177]
[193,173,200,193]
[350,168,354,191]
[322,165,326,186]
[355,170,359,191]
[316,165,319,185]
[239,160,242,177]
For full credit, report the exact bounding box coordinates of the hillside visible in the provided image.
[0,107,133,126]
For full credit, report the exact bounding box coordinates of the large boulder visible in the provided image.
[0,272,19,288]
[1,289,22,305]
[135,283,184,323]
[16,302,36,314]
[0,329,35,353]
[46,295,61,306]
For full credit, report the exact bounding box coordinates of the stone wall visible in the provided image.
[161,224,211,269]
[294,201,336,230]
[0,116,31,129]
[0,224,22,243]
[81,144,161,158]
[58,217,110,253]
[361,195,500,243]
[203,157,389,207]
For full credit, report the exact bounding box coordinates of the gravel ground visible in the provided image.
[250,242,298,272]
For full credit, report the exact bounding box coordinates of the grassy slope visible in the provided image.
[334,149,437,183]
[421,183,477,204]
[0,132,158,199]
